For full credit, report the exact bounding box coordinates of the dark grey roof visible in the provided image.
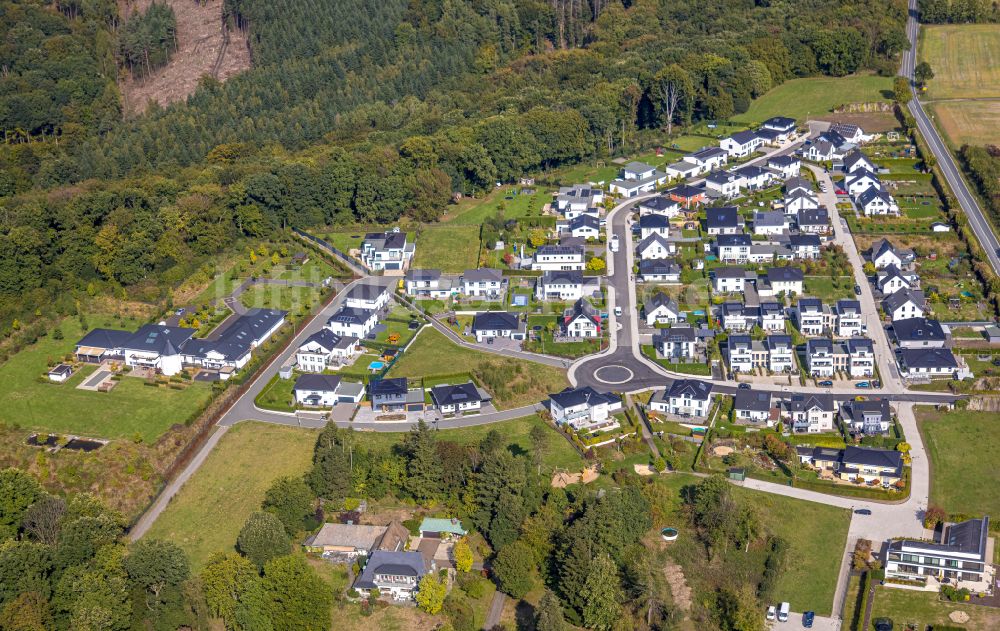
[760,301,783,316]
[727,334,752,350]
[666,378,713,400]
[647,292,679,314]
[722,302,757,317]
[536,245,583,257]
[463,268,503,282]
[848,337,873,353]
[124,325,196,355]
[787,393,835,412]
[843,150,872,170]
[945,517,990,555]
[754,211,787,228]
[639,196,677,211]
[76,328,134,350]
[188,308,287,361]
[639,214,671,229]
[842,445,902,469]
[835,300,861,315]
[807,338,835,354]
[327,306,376,326]
[891,317,945,343]
[669,184,705,198]
[354,550,426,590]
[789,234,821,247]
[762,116,796,130]
[406,268,442,282]
[549,386,619,409]
[766,335,793,351]
[569,214,601,230]
[707,207,740,229]
[713,266,751,279]
[797,208,829,226]
[735,388,771,412]
[654,326,695,344]
[717,234,751,247]
[858,186,891,207]
[472,311,520,331]
[639,259,680,276]
[369,377,408,397]
[728,130,758,145]
[541,270,583,285]
[734,165,769,179]
[347,283,388,301]
[768,155,799,167]
[753,128,781,142]
[797,297,823,312]
[842,399,891,424]
[294,373,342,393]
[691,146,728,160]
[300,329,352,353]
[882,288,923,313]
[897,347,958,369]
[706,170,736,185]
[430,382,485,407]
[785,176,812,193]
[767,267,804,282]
[637,232,673,252]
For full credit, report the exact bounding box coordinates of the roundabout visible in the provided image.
[594,364,634,385]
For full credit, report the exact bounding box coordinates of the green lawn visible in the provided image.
[732,75,892,125]
[443,186,551,225]
[145,421,317,568]
[239,283,325,312]
[640,345,711,375]
[870,585,1000,629]
[412,225,482,272]
[0,315,213,442]
[918,407,1000,517]
[270,258,337,283]
[387,327,569,409]
[804,276,855,301]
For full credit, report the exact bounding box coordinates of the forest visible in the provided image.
[0,0,908,328]
[918,0,1000,23]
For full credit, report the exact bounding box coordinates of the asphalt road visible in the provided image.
[902,0,1000,274]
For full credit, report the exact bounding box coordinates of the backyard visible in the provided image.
[869,584,1000,629]
[918,406,1000,518]
[0,314,213,442]
[731,75,892,125]
[387,327,569,408]
[145,421,317,568]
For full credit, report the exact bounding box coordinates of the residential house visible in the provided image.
[844,169,881,196]
[548,387,623,434]
[562,298,602,338]
[886,517,991,587]
[785,176,813,196]
[536,270,586,301]
[531,244,585,271]
[766,334,795,372]
[759,302,786,331]
[896,347,960,379]
[841,399,892,435]
[711,267,754,293]
[843,150,876,174]
[834,300,864,337]
[761,116,797,139]
[838,445,903,485]
[760,266,804,296]
[361,229,414,271]
[368,377,410,413]
[890,317,947,348]
[848,337,876,377]
[727,335,766,373]
[717,234,752,263]
[644,292,681,326]
[858,187,899,216]
[734,388,774,424]
[797,208,831,235]
[353,550,428,600]
[610,161,668,197]
[796,298,833,336]
[636,233,676,260]
[557,214,601,239]
[753,211,789,236]
[665,159,701,181]
[687,146,729,173]
[555,185,604,217]
[806,338,847,377]
[704,170,743,198]
[653,326,697,360]
[754,127,782,146]
[418,517,467,539]
[870,239,915,269]
[639,213,671,240]
[172,308,287,377]
[785,393,836,432]
[326,306,378,339]
[303,521,409,557]
[639,259,681,283]
[720,302,758,332]
[430,382,490,415]
[667,184,708,207]
[720,130,763,157]
[293,374,365,407]
[461,268,504,297]
[296,329,359,372]
[405,269,453,299]
[829,123,865,144]
[74,328,133,364]
[876,264,916,294]
[652,379,714,418]
[706,207,744,235]
[638,196,681,217]
[883,288,926,322]
[471,311,525,342]
[789,234,821,259]
[785,190,820,214]
[767,154,801,179]
[803,139,837,162]
[733,165,773,190]
[115,325,195,376]
[344,282,390,311]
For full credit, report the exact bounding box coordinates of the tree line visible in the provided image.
[919,0,1000,23]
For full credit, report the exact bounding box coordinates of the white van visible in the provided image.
[610,234,620,253]
[777,601,790,622]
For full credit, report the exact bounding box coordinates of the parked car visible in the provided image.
[614,306,623,317]
[802,611,815,628]
[408,320,420,330]
[873,618,893,631]
[855,381,870,389]
[176,307,186,316]
[854,284,862,295]
[739,383,752,390]
[854,508,873,515]
[778,602,790,622]
[818,380,833,386]
[766,605,777,621]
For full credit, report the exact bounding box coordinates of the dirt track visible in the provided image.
[120,0,251,116]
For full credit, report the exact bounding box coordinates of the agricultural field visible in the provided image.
[0,314,213,442]
[145,421,316,568]
[919,25,1000,100]
[412,224,483,272]
[929,100,1000,148]
[918,406,1000,518]
[387,327,569,408]
[732,75,892,125]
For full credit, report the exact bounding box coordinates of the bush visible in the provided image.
[459,574,487,599]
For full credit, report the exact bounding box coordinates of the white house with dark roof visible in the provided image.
[883,288,926,322]
[891,317,947,348]
[326,306,378,339]
[562,298,601,338]
[638,196,681,217]
[610,161,667,197]
[844,169,881,196]
[345,282,390,311]
[785,190,820,214]
[733,164,773,190]
[653,326,697,360]
[558,214,601,239]
[760,266,804,296]
[665,159,701,181]
[720,302,758,332]
[876,264,916,294]
[471,311,525,342]
[717,234,752,263]
[461,268,504,297]
[784,393,836,432]
[404,269,453,298]
[644,293,681,326]
[870,239,914,269]
[536,270,599,302]
[785,176,813,196]
[706,207,744,235]
[726,335,764,373]
[796,298,833,336]
[834,300,864,337]
[704,170,743,198]
[886,517,991,589]
[636,233,676,260]
[548,387,622,435]
[761,116,797,138]
[848,338,876,377]
[430,381,490,415]
[857,187,899,216]
[720,130,763,157]
[639,259,681,283]
[896,347,962,379]
[803,139,837,162]
[841,399,892,435]
[789,234,821,259]
[753,211,790,236]
[651,379,714,418]
[531,244,585,271]
[734,388,774,424]
[829,123,865,144]
[555,185,604,217]
[760,302,786,331]
[842,150,876,174]
[294,374,365,407]
[353,550,428,600]
[711,267,754,293]
[361,228,414,271]
[767,335,795,372]
[796,208,831,235]
[767,154,801,179]
[296,329,359,373]
[687,146,729,172]
[638,214,671,239]
[116,325,195,376]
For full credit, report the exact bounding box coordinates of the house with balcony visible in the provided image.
[471,311,525,342]
[531,244,585,271]
[704,170,743,198]
[548,387,623,435]
[461,268,504,298]
[720,130,763,157]
[886,517,991,589]
[653,326,698,360]
[368,377,411,413]
[706,207,744,235]
[644,293,681,326]
[353,550,428,600]
[326,306,378,339]
[535,270,594,301]
[562,298,602,338]
[784,393,836,432]
[789,234,821,260]
[430,382,491,415]
[687,146,729,173]
[848,338,876,378]
[296,329,359,373]
[711,267,755,293]
[753,211,789,236]
[727,335,766,373]
[858,187,900,216]
[360,228,414,271]
[806,338,848,377]
[717,234,752,263]
[890,317,947,348]
[293,374,365,407]
[720,302,757,332]
[404,269,453,299]
[795,298,833,336]
[639,259,681,283]
[651,379,714,418]
[896,347,962,379]
[834,300,864,337]
[841,399,892,435]
[760,302,786,331]
[837,446,903,485]
[344,282,391,311]
[759,267,804,297]
[766,334,795,372]
[796,208,831,235]
[555,185,604,218]
[734,388,774,425]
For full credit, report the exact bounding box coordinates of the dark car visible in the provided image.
[873,618,894,631]
[802,611,815,628]
[854,508,873,516]
[738,383,751,390]
[854,284,862,295]
[408,320,420,330]
[818,380,833,386]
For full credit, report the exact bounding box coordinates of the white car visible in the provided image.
[614,306,623,317]
[766,605,777,621]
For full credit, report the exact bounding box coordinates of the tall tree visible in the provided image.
[535,590,567,631]
[415,573,447,614]
[0,468,43,541]
[492,540,534,599]
[124,539,190,612]
[580,553,622,631]
[260,555,331,631]
[653,64,694,135]
[236,512,290,571]
[404,420,442,502]
[200,552,260,629]
[262,477,314,536]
